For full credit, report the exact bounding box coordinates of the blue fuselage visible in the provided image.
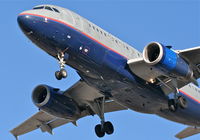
[18,13,200,127]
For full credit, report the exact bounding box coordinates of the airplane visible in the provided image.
[11,4,200,139]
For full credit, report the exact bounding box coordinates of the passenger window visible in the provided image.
[33,6,44,10]
[45,6,53,11]
[52,8,60,13]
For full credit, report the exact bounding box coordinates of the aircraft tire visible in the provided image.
[168,99,178,112]
[95,124,105,137]
[55,71,62,80]
[178,96,187,109]
[104,121,114,135]
[60,69,67,78]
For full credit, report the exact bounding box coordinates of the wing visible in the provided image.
[10,81,127,139]
[127,58,162,83]
[175,126,200,139]
[177,46,200,66]
[177,46,200,79]
[127,58,189,95]
[10,111,70,138]
[63,80,103,104]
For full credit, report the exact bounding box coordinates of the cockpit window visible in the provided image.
[33,6,44,10]
[45,6,53,11]
[52,8,60,13]
[33,6,60,13]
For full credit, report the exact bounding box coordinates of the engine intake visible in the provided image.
[143,42,164,65]
[143,42,193,78]
[32,85,80,119]
[32,85,50,107]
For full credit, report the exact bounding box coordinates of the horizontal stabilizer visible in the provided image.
[175,126,200,139]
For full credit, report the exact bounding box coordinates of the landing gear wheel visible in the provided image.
[168,99,178,112]
[55,71,62,80]
[104,121,114,135]
[95,124,105,138]
[178,96,187,109]
[60,69,67,78]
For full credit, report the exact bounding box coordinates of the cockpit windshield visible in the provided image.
[33,6,60,13]
[33,6,44,10]
[45,6,53,11]
[52,8,60,13]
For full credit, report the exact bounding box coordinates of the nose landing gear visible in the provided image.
[55,52,67,80]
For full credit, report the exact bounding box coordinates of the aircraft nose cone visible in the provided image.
[17,14,33,33]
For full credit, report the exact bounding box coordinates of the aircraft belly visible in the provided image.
[110,83,167,114]
[157,111,200,127]
[81,71,200,126]
[156,95,200,127]
[80,70,167,114]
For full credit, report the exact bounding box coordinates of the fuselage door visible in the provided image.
[60,9,74,25]
[72,13,83,30]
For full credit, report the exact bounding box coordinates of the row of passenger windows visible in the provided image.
[188,84,200,94]
[88,23,130,50]
[33,6,60,13]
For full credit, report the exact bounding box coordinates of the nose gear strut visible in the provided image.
[55,51,68,80]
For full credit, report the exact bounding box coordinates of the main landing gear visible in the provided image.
[94,97,114,137]
[168,89,187,112]
[55,52,67,80]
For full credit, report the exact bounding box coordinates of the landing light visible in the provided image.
[44,18,48,23]
[67,35,71,39]
[25,15,30,18]
[149,78,155,83]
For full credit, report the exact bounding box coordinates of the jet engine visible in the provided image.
[32,85,80,119]
[143,42,193,78]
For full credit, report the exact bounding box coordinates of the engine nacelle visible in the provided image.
[143,42,193,78]
[32,85,80,119]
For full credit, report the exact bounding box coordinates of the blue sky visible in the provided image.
[0,0,200,140]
